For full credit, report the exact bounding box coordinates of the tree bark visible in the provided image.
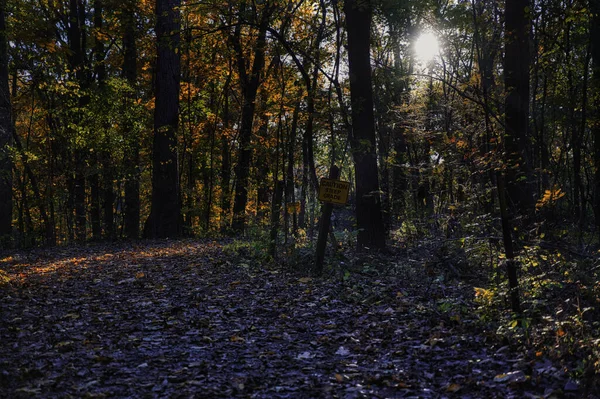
[504,0,534,216]
[90,0,105,240]
[230,5,270,233]
[590,0,600,239]
[501,0,532,315]
[0,0,12,243]
[122,0,140,239]
[68,0,88,242]
[344,0,386,250]
[144,0,182,238]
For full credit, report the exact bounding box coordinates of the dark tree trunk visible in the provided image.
[92,4,115,240]
[303,63,320,193]
[472,0,500,215]
[122,0,140,239]
[286,98,301,236]
[344,0,386,250]
[501,0,532,315]
[230,7,270,233]
[68,0,88,242]
[590,0,600,239]
[269,180,284,256]
[221,134,232,231]
[144,0,182,238]
[255,113,271,224]
[497,171,521,314]
[0,0,12,243]
[90,171,101,239]
[299,137,309,229]
[90,0,105,240]
[101,153,115,239]
[504,0,534,216]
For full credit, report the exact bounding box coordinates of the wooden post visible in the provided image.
[314,165,339,275]
[269,180,284,257]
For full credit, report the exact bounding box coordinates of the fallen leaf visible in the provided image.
[297,351,314,359]
[493,370,528,383]
[446,383,461,392]
[335,346,350,356]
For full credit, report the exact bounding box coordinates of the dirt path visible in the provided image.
[0,240,581,398]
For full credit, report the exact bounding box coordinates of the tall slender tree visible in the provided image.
[504,0,534,216]
[591,0,600,239]
[123,0,140,239]
[344,0,386,250]
[90,0,105,240]
[0,0,12,244]
[229,2,272,233]
[144,0,182,238]
[501,0,533,314]
[68,0,89,242]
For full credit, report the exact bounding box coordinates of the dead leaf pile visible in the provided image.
[0,240,587,398]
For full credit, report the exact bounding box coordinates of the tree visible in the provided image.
[144,0,182,238]
[344,0,386,250]
[0,0,11,244]
[504,0,534,216]
[229,2,272,234]
[68,0,89,242]
[90,0,105,240]
[591,0,600,239]
[501,0,533,314]
[122,0,140,239]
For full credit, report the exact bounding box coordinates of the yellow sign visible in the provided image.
[318,178,350,205]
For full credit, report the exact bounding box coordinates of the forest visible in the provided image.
[1,0,600,397]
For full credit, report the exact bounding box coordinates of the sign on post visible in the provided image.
[318,178,350,205]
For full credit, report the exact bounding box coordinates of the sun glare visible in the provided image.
[414,32,440,63]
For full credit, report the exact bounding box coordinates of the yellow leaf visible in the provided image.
[230,335,245,342]
[446,383,461,392]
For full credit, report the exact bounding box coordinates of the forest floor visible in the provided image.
[0,239,595,398]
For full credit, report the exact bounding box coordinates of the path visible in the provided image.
[0,240,581,398]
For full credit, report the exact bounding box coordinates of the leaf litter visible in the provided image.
[0,240,591,398]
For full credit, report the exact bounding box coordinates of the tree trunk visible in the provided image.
[590,0,600,239]
[90,171,101,239]
[230,7,270,233]
[497,171,521,314]
[256,114,270,224]
[101,153,115,239]
[90,0,105,240]
[221,134,232,231]
[501,0,532,314]
[286,98,301,237]
[0,0,12,244]
[144,0,182,238]
[122,0,140,239]
[68,0,88,242]
[344,0,386,250]
[504,0,534,217]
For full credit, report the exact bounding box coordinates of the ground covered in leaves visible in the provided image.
[0,240,593,398]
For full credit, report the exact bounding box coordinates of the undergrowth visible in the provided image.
[222,218,600,389]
